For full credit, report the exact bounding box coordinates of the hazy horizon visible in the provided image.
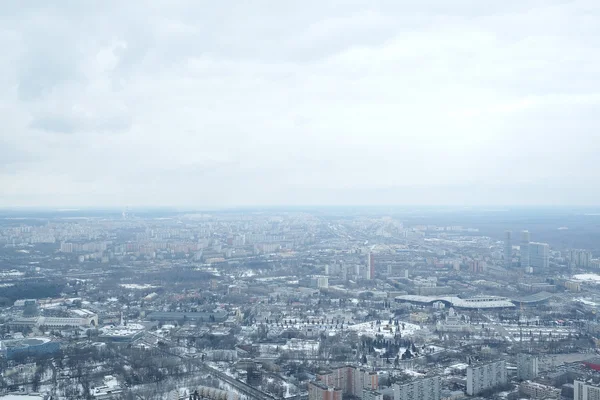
[2,1,600,207]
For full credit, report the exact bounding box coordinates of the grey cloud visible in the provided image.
[1,0,600,207]
[29,116,76,134]
[0,141,33,173]
[29,114,131,135]
[17,59,76,101]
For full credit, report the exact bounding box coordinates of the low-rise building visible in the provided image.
[519,381,560,399]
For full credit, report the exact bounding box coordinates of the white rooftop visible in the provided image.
[395,295,515,309]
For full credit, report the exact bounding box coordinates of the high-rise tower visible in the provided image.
[366,252,375,280]
[504,231,512,268]
[521,231,530,269]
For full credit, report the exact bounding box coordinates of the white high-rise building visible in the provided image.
[393,376,441,400]
[569,250,592,268]
[574,380,600,400]
[366,252,374,280]
[467,361,507,396]
[521,231,530,269]
[529,243,550,269]
[504,231,512,268]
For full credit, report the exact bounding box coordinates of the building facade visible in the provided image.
[529,242,550,269]
[363,389,383,400]
[317,366,378,397]
[366,253,375,280]
[519,381,560,399]
[393,376,441,400]
[574,380,600,400]
[521,231,530,269]
[517,354,539,381]
[504,231,512,268]
[308,382,342,400]
[569,250,592,268]
[466,361,507,396]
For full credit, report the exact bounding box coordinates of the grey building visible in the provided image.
[504,231,512,268]
[521,231,530,269]
[517,354,539,381]
[529,242,550,269]
[393,376,441,400]
[467,361,507,396]
[146,311,228,323]
[574,380,600,400]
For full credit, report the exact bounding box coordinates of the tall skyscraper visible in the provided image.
[529,242,550,269]
[467,361,507,396]
[366,252,375,280]
[504,231,512,268]
[521,231,530,269]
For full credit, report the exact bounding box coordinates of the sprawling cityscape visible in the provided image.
[3,0,600,399]
[1,208,600,400]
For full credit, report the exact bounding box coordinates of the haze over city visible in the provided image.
[5,2,600,400]
[2,0,600,207]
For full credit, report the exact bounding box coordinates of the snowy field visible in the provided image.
[346,321,421,339]
[573,274,600,283]
[120,283,160,289]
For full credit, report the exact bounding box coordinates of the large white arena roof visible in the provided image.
[395,295,515,309]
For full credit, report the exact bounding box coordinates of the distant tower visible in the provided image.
[504,231,512,268]
[521,231,530,269]
[367,252,375,280]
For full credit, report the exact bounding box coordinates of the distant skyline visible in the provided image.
[2,1,600,207]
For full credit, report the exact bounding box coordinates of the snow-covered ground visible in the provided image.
[120,283,159,289]
[573,273,600,283]
[346,321,421,339]
[576,298,599,306]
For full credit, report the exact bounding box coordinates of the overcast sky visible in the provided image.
[1,0,599,208]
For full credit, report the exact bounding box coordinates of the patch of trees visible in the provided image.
[0,280,65,302]
[146,270,214,283]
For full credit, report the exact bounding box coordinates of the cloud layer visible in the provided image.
[1,0,600,207]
